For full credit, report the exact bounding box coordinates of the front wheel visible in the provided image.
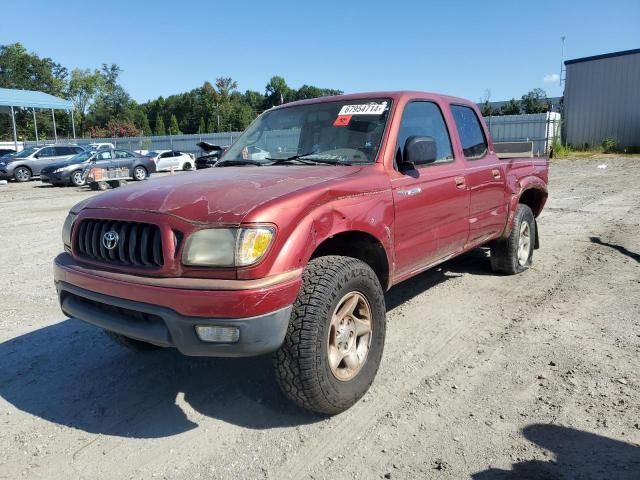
[182,162,193,171]
[490,204,535,274]
[273,256,386,414]
[14,166,32,182]
[132,165,148,181]
[70,169,86,186]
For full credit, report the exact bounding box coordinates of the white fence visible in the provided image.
[485,112,561,155]
[19,112,561,156]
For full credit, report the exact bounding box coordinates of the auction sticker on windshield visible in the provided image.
[338,102,387,116]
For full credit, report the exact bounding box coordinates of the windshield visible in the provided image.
[221,98,391,165]
[14,146,39,158]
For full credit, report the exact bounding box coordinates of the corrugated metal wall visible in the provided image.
[564,52,640,149]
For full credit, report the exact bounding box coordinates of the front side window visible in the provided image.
[451,105,488,159]
[37,147,55,157]
[96,151,112,160]
[395,101,454,166]
[221,98,392,165]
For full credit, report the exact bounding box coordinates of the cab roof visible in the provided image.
[270,91,475,110]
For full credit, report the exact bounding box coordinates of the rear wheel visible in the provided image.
[14,166,31,182]
[490,204,535,274]
[105,331,161,351]
[273,255,386,414]
[182,162,193,171]
[70,169,85,187]
[132,165,148,181]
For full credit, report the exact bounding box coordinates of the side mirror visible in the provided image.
[400,136,437,171]
[34,154,40,159]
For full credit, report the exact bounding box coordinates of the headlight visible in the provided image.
[62,213,77,247]
[182,227,274,267]
[53,168,64,173]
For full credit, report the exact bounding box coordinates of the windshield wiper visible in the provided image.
[267,152,351,166]
[215,159,263,167]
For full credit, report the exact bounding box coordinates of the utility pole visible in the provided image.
[559,35,566,87]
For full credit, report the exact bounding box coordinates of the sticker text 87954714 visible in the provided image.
[338,102,387,116]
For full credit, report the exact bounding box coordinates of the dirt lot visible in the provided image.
[1,158,639,480]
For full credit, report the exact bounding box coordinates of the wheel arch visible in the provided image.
[310,230,391,291]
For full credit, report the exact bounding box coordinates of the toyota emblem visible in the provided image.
[102,231,119,250]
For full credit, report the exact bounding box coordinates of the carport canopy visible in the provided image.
[0,87,75,150]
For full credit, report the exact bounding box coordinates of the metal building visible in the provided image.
[564,48,640,150]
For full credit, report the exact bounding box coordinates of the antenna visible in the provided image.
[559,35,567,87]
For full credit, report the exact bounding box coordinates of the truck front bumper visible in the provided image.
[54,253,300,357]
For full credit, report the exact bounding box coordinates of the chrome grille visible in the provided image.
[75,219,163,268]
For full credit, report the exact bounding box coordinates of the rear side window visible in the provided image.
[72,147,84,154]
[451,105,487,159]
[54,147,71,156]
[113,150,130,159]
[395,101,453,166]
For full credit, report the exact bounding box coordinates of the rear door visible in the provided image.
[391,100,470,280]
[450,105,508,247]
[112,150,133,171]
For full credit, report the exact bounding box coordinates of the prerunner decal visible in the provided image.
[338,102,387,116]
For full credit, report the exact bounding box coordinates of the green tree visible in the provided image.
[0,42,67,95]
[207,116,217,133]
[500,99,521,115]
[155,113,166,135]
[521,88,549,114]
[169,114,180,135]
[67,68,103,135]
[265,76,290,106]
[137,112,151,135]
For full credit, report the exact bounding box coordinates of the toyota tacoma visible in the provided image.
[54,91,549,414]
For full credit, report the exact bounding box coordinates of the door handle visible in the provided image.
[454,177,466,189]
[397,187,422,196]
[492,169,502,179]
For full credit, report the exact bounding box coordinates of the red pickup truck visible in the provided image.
[54,91,548,414]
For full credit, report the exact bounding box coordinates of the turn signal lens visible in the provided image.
[236,228,274,266]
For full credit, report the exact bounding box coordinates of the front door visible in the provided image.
[391,100,470,281]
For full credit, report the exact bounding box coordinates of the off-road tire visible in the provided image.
[104,330,161,351]
[273,255,386,415]
[14,166,32,182]
[490,204,535,274]
[70,169,85,187]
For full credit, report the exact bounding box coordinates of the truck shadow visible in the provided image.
[0,248,492,439]
[0,320,320,438]
[471,424,640,480]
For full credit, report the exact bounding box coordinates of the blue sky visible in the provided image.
[2,0,638,103]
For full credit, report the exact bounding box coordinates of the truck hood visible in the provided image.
[78,166,361,224]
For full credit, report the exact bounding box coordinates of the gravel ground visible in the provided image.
[1,159,639,480]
